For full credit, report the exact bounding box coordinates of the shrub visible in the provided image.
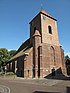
[5,72,15,76]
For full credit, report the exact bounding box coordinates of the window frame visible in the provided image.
[48,25,52,34]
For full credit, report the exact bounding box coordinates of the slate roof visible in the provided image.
[29,9,57,24]
[9,38,32,61]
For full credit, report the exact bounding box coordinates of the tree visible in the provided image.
[0,48,17,68]
[0,48,10,67]
[65,55,70,58]
[9,50,16,57]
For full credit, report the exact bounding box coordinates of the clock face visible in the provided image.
[43,16,46,20]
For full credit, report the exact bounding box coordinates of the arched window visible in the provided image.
[50,46,55,65]
[48,25,52,34]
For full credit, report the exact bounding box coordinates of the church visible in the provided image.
[6,10,66,78]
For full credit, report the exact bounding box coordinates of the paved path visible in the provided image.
[0,85,10,93]
[0,77,70,93]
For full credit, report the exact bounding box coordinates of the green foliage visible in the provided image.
[5,72,15,76]
[0,48,16,68]
[9,50,16,57]
[0,48,10,67]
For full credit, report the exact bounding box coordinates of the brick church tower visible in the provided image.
[7,9,65,79]
[30,10,64,78]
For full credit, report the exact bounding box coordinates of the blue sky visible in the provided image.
[0,0,70,56]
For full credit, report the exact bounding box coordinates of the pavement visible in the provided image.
[0,76,70,93]
[0,85,10,93]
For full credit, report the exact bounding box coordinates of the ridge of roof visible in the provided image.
[40,9,52,18]
[29,9,57,24]
[16,38,30,54]
[9,46,33,61]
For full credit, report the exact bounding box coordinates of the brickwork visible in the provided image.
[40,43,63,77]
[24,48,33,78]
[29,10,64,78]
[6,10,65,79]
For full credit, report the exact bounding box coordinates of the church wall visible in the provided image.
[41,43,63,77]
[6,10,66,79]
[11,61,15,73]
[24,48,33,78]
[41,14,60,46]
[54,46,62,68]
[15,56,24,77]
[30,14,41,44]
[33,35,41,78]
[60,48,66,74]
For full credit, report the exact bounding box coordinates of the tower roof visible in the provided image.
[40,9,52,18]
[29,9,57,24]
[40,9,57,21]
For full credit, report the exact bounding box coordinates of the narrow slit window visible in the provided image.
[48,26,52,34]
[34,27,36,33]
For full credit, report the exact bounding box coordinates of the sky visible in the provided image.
[0,0,70,56]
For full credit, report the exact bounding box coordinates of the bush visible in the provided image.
[5,72,15,76]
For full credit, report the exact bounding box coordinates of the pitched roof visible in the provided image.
[9,38,32,61]
[40,9,53,18]
[16,38,30,54]
[9,46,32,61]
[29,9,57,24]
[65,58,70,62]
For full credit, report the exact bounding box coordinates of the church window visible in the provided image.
[48,25,52,34]
[34,27,36,33]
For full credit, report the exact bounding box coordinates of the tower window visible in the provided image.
[48,25,52,34]
[34,27,36,33]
